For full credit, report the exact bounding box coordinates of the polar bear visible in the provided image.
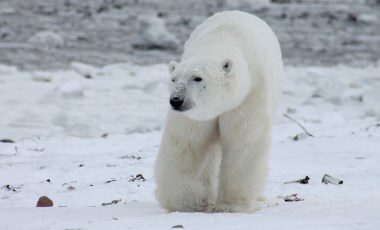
[155,11,283,213]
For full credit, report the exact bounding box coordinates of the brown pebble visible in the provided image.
[36,196,53,207]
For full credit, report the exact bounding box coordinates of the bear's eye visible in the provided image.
[171,78,175,82]
[193,77,203,82]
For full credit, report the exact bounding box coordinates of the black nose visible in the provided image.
[170,96,184,110]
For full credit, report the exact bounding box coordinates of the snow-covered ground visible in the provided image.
[1,62,380,229]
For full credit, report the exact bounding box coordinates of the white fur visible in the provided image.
[155,11,283,213]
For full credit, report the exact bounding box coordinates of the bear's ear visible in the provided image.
[222,59,233,73]
[168,61,178,75]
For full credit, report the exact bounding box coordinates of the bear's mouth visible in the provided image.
[171,103,192,112]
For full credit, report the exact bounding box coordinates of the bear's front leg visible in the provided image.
[155,113,219,212]
[155,166,209,212]
[215,111,271,213]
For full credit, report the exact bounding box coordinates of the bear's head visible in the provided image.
[167,57,251,120]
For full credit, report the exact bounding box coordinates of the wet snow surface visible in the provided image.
[1,63,380,229]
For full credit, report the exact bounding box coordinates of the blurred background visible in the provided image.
[0,0,379,70]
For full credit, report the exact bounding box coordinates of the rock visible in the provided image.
[0,139,15,143]
[36,196,53,207]
[71,62,100,79]
[132,16,179,50]
[282,194,304,202]
[357,13,378,23]
[3,184,18,192]
[31,72,53,82]
[129,174,146,182]
[28,31,64,48]
[0,6,16,15]
[365,109,377,117]
[284,176,310,184]
[220,0,270,9]
[101,199,121,206]
[292,133,308,141]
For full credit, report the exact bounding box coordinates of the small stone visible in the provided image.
[349,82,362,89]
[365,109,377,117]
[172,225,184,228]
[0,139,15,143]
[31,73,52,82]
[286,107,296,114]
[292,133,308,141]
[36,196,53,207]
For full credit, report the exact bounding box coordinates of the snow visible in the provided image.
[1,62,380,229]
